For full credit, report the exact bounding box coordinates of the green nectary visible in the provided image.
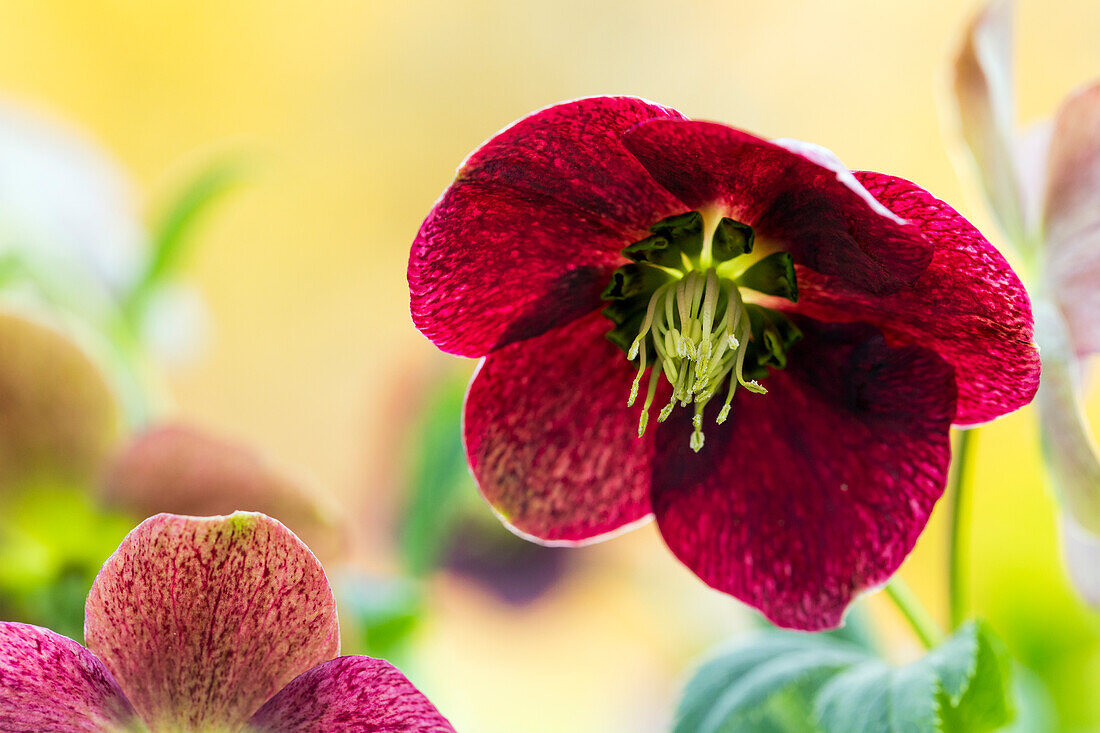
[601,211,801,451]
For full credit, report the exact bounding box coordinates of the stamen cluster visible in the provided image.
[601,210,801,452]
[627,268,764,451]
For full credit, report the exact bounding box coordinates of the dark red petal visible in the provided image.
[456,96,686,227]
[651,319,956,631]
[464,310,658,544]
[410,97,687,358]
[246,656,455,732]
[792,172,1039,426]
[621,120,933,293]
[411,183,625,358]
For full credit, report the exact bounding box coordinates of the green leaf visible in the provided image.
[400,370,473,576]
[674,633,866,733]
[334,572,423,664]
[0,483,134,641]
[125,154,253,317]
[676,621,1014,733]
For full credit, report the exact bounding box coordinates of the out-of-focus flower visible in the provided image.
[394,366,572,606]
[100,422,347,562]
[0,101,143,310]
[0,309,122,493]
[442,511,570,607]
[0,99,243,425]
[950,0,1100,605]
[409,96,1039,630]
[0,512,455,732]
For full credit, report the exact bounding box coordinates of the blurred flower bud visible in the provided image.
[100,423,347,562]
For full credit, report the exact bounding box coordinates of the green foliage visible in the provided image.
[0,484,134,641]
[335,573,423,664]
[675,621,1014,733]
[400,371,471,577]
[124,154,252,319]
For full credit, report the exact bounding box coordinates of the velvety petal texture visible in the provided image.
[0,623,139,733]
[950,0,1028,245]
[84,513,340,731]
[621,120,933,293]
[410,96,686,357]
[419,94,1039,630]
[464,311,657,544]
[792,173,1038,426]
[650,320,956,630]
[246,656,455,732]
[0,309,122,492]
[100,423,345,561]
[1041,83,1100,357]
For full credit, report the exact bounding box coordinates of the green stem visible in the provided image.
[947,428,977,630]
[884,577,944,649]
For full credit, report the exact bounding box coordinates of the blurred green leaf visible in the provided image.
[335,572,423,663]
[400,371,471,576]
[0,483,134,640]
[124,154,252,318]
[1001,666,1057,733]
[676,621,1014,733]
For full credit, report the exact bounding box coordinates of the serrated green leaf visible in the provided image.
[814,621,1012,733]
[676,621,1015,733]
[815,660,940,732]
[936,621,1014,732]
[675,632,865,733]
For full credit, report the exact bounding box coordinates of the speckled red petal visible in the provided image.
[409,97,687,358]
[792,172,1038,426]
[464,310,658,544]
[455,96,686,228]
[411,183,628,358]
[245,656,455,732]
[620,120,933,293]
[0,622,139,733]
[84,512,340,732]
[650,319,956,631]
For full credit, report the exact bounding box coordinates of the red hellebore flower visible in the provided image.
[408,97,1041,630]
[0,512,454,732]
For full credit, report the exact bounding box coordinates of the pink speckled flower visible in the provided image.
[409,96,1040,630]
[0,512,454,732]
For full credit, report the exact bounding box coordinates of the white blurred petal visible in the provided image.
[1035,300,1100,533]
[1041,83,1100,357]
[1015,120,1052,242]
[948,0,1030,247]
[1062,513,1100,608]
[0,100,144,295]
[139,283,208,366]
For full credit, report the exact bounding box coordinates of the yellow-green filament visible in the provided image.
[627,267,762,452]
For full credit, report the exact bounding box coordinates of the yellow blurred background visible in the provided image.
[1,1,1098,730]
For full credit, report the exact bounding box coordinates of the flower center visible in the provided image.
[601,211,801,452]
